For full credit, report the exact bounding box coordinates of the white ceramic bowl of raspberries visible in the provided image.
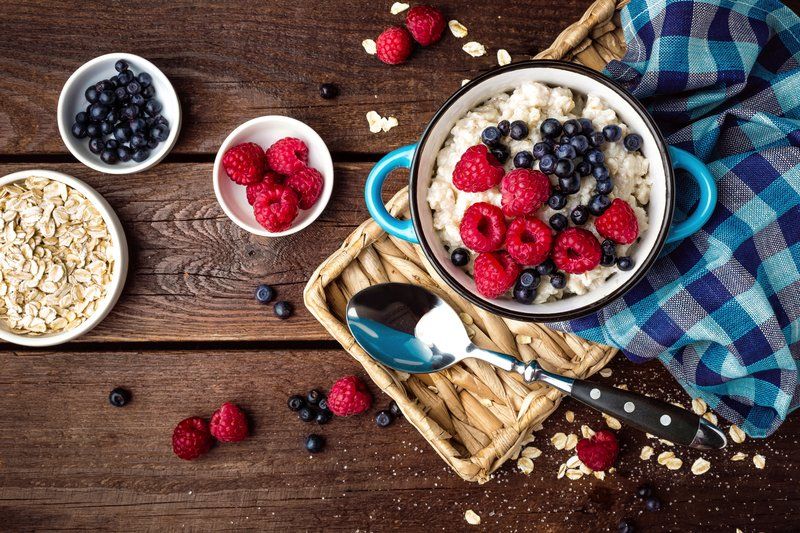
[57,53,181,175]
[213,116,333,237]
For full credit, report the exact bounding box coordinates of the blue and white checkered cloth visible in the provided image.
[558,0,800,437]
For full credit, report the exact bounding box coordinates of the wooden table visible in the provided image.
[1,1,798,531]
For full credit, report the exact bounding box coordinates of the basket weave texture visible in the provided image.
[304,0,627,483]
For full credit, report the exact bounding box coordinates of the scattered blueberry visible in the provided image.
[588,131,605,147]
[490,144,509,164]
[122,104,139,120]
[108,387,131,407]
[114,59,129,72]
[288,395,305,411]
[539,154,557,174]
[114,86,128,102]
[588,194,611,216]
[562,119,581,136]
[548,192,567,210]
[319,82,339,99]
[570,205,589,225]
[306,389,323,406]
[298,407,315,422]
[576,160,592,177]
[315,409,333,425]
[318,397,328,411]
[550,271,566,289]
[540,118,562,138]
[592,164,609,181]
[554,158,574,179]
[70,123,87,139]
[513,150,533,169]
[586,149,605,165]
[100,149,117,164]
[518,269,540,288]
[481,126,502,146]
[578,118,593,133]
[142,85,156,99]
[645,496,662,512]
[535,258,555,276]
[617,256,634,271]
[274,301,293,319]
[569,135,589,154]
[497,120,510,137]
[532,141,551,159]
[509,120,528,140]
[305,434,325,453]
[146,137,159,150]
[623,133,643,152]
[618,520,635,533]
[95,79,113,92]
[130,118,147,133]
[596,179,614,195]
[375,410,394,428]
[636,484,653,498]
[603,124,622,142]
[389,400,402,418]
[131,93,146,107]
[555,144,577,160]
[558,173,581,194]
[549,213,568,231]
[558,135,571,146]
[601,253,615,266]
[602,239,616,255]
[451,248,470,267]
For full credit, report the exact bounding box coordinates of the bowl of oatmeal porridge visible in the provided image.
[365,61,716,321]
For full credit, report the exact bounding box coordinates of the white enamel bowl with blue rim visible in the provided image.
[365,60,717,322]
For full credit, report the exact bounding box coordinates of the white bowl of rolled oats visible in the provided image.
[0,170,128,346]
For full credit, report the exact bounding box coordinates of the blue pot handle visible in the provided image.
[365,144,419,243]
[666,146,717,243]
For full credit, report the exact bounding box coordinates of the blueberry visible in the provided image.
[389,400,402,418]
[108,387,131,407]
[375,410,394,428]
[100,150,118,164]
[645,496,662,512]
[89,103,109,122]
[601,253,615,266]
[131,93,146,107]
[535,258,555,276]
[538,154,557,174]
[71,122,87,139]
[548,192,567,210]
[105,139,119,150]
[151,124,170,142]
[490,144,509,164]
[558,173,581,194]
[125,81,141,95]
[451,248,469,267]
[596,179,614,195]
[274,301,293,319]
[116,145,132,162]
[569,135,589,154]
[95,79,113,92]
[617,256,634,271]
[132,149,150,162]
[562,119,582,136]
[137,72,153,87]
[142,85,156,99]
[315,409,333,425]
[550,271,566,289]
[578,118,594,133]
[85,87,99,103]
[602,239,616,255]
[509,120,529,140]
[513,150,533,169]
[555,144,577,160]
[129,118,147,133]
[114,125,132,142]
[571,205,589,225]
[88,137,104,154]
[618,520,635,533]
[85,123,100,138]
[98,90,116,106]
[586,149,605,165]
[588,194,611,216]
[532,141,551,159]
[114,59,129,72]
[255,283,275,303]
[287,395,305,411]
[558,135,571,146]
[540,118,562,138]
[145,99,163,116]
[117,70,133,85]
[588,131,605,147]
[122,104,139,120]
[305,389,322,406]
[602,124,622,142]
[130,135,148,150]
[481,126,502,146]
[146,138,159,150]
[623,133,643,152]
[305,434,325,453]
[513,284,536,304]
[75,111,88,124]
[592,164,609,181]
[99,122,113,136]
[517,269,540,288]
[636,484,653,498]
[554,158,574,179]
[497,120,510,136]
[298,407,315,422]
[549,213,568,231]
[153,115,169,127]
[114,86,128,102]
[576,160,592,177]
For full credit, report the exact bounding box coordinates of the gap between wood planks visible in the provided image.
[1,339,344,353]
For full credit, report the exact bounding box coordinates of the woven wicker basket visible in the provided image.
[304,0,627,483]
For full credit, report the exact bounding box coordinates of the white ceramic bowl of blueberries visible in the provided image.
[57,53,181,174]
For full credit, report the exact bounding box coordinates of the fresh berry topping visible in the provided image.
[555,144,576,160]
[588,194,611,216]
[288,395,305,411]
[535,258,555,276]
[549,271,566,289]
[563,119,582,136]
[222,142,266,185]
[265,137,309,176]
[617,256,634,271]
[274,301,293,319]
[245,172,283,205]
[405,5,445,46]
[548,192,567,210]
[497,120,511,136]
[576,160,592,176]
[618,520,635,533]
[509,120,529,140]
[305,434,325,453]
[452,145,504,192]
[593,164,610,181]
[286,166,324,209]
[375,409,394,427]
[603,124,622,142]
[624,133,643,152]
[586,148,605,165]
[210,402,249,443]
[389,400,402,418]
[253,184,299,232]
[596,179,614,195]
[595,198,639,244]
[506,217,553,266]
[500,169,551,217]
[570,205,589,225]
[376,26,413,64]
[538,154,557,174]
[319,83,339,99]
[306,389,323,406]
[576,429,619,471]
[570,135,589,154]
[552,227,602,274]
[327,375,373,416]
[490,144,510,164]
[540,118,563,138]
[554,159,575,179]
[172,417,213,460]
[549,213,568,231]
[473,251,520,299]
[315,409,333,425]
[481,126,502,146]
[254,283,275,304]
[459,202,507,252]
[450,247,470,267]
[532,141,552,159]
[298,406,315,422]
[513,150,533,169]
[513,269,540,304]
[108,387,131,407]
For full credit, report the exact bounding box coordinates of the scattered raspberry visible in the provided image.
[473,251,520,299]
[506,216,553,266]
[172,416,213,460]
[253,183,299,232]
[376,26,413,65]
[210,402,249,443]
[576,429,619,471]
[459,202,507,253]
[286,166,324,210]
[265,137,309,176]
[552,227,602,274]
[595,198,639,244]
[500,169,551,217]
[327,375,373,416]
[405,5,445,47]
[245,172,283,205]
[452,145,504,192]
[222,142,266,185]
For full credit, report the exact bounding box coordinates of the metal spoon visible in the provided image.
[346,283,726,449]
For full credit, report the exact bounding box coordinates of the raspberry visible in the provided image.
[595,198,639,244]
[376,26,413,65]
[459,202,506,252]
[172,416,213,460]
[500,169,551,217]
[473,251,520,299]
[576,429,619,471]
[265,137,309,176]
[222,142,266,185]
[506,216,553,266]
[286,166,324,210]
[210,402,249,443]
[552,227,602,274]
[253,183,299,232]
[327,375,372,416]
[452,145,505,192]
[405,5,445,47]
[245,172,283,205]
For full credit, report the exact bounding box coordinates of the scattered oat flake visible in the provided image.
[666,457,683,470]
[366,111,399,134]
[599,368,613,378]
[390,2,409,14]
[753,454,766,469]
[658,438,675,447]
[497,49,511,66]
[692,397,707,415]
[517,457,534,474]
[463,41,486,57]
[551,432,567,450]
[566,468,583,480]
[565,433,578,451]
[736,529,743,533]
[729,424,746,444]
[581,425,595,439]
[604,415,622,430]
[691,457,711,475]
[522,446,542,459]
[362,39,377,55]
[731,452,747,461]
[448,20,468,38]
[565,455,581,469]
[703,411,719,424]
[557,463,567,479]
[464,509,481,525]
[565,410,575,423]
[657,451,675,465]
[521,433,535,446]
[593,470,606,480]
[640,446,654,460]
[382,116,399,132]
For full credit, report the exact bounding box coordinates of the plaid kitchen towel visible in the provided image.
[559,0,800,437]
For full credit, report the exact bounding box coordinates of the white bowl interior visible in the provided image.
[213,116,334,237]
[0,170,128,346]
[414,66,669,317]
[57,53,181,175]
